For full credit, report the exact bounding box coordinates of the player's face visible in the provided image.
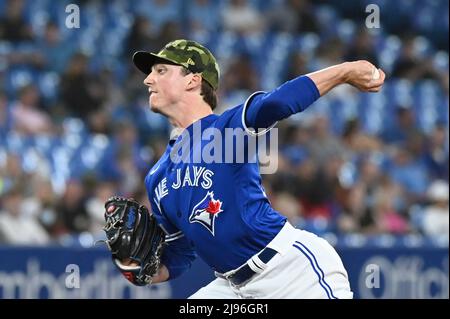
[143,64,189,114]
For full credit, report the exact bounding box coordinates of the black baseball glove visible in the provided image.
[103,196,165,286]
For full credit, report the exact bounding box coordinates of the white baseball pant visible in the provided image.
[189,222,353,299]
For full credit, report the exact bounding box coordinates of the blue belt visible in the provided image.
[226,247,278,286]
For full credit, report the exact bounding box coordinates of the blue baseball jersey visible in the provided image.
[145,102,285,274]
[145,76,320,277]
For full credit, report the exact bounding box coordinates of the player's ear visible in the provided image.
[186,73,202,91]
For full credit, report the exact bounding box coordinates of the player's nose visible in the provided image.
[143,72,155,86]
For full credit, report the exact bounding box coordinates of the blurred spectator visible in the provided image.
[0,154,28,196]
[272,191,303,226]
[345,28,379,66]
[421,180,449,237]
[422,123,449,181]
[381,106,424,145]
[313,37,345,69]
[387,147,429,205]
[88,109,111,135]
[266,0,318,34]
[284,52,309,82]
[372,176,410,234]
[115,146,144,195]
[187,0,219,35]
[123,16,157,59]
[153,21,184,52]
[307,115,346,166]
[294,158,334,220]
[134,0,181,34]
[86,180,117,235]
[219,53,260,111]
[99,119,149,195]
[279,123,310,167]
[269,160,299,197]
[392,35,442,82]
[337,155,386,234]
[222,53,259,93]
[338,181,374,234]
[37,21,75,74]
[123,66,149,104]
[133,184,152,213]
[0,91,12,136]
[21,177,61,237]
[10,84,53,135]
[0,185,50,245]
[89,66,125,134]
[56,179,90,234]
[221,0,265,35]
[59,52,105,121]
[0,0,33,42]
[342,118,383,159]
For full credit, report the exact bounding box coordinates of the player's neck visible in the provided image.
[168,99,213,129]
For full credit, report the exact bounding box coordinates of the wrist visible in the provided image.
[339,62,352,84]
[152,264,170,283]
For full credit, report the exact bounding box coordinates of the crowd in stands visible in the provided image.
[0,0,448,246]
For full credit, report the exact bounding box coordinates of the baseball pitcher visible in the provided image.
[102,39,385,298]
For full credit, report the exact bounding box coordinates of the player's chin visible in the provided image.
[150,104,159,113]
[150,102,164,115]
[149,98,160,112]
[149,97,170,116]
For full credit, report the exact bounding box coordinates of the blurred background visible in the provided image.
[0,0,448,299]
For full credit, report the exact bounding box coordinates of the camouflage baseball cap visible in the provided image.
[133,39,220,90]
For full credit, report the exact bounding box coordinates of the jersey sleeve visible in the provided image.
[244,75,320,133]
[161,236,197,280]
[149,197,181,238]
[218,75,319,136]
[149,198,197,280]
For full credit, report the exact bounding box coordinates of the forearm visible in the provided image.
[306,62,350,96]
[244,60,384,130]
[308,60,385,95]
[245,63,350,130]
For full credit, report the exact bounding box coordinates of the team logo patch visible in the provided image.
[189,191,223,235]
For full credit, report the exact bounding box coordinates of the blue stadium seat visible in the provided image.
[294,33,321,56]
[5,67,38,95]
[37,71,60,102]
[4,131,27,154]
[213,31,239,61]
[377,35,402,72]
[358,92,388,135]
[433,51,449,71]
[68,134,110,177]
[0,0,6,15]
[413,80,442,133]
[261,33,293,89]
[314,5,340,37]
